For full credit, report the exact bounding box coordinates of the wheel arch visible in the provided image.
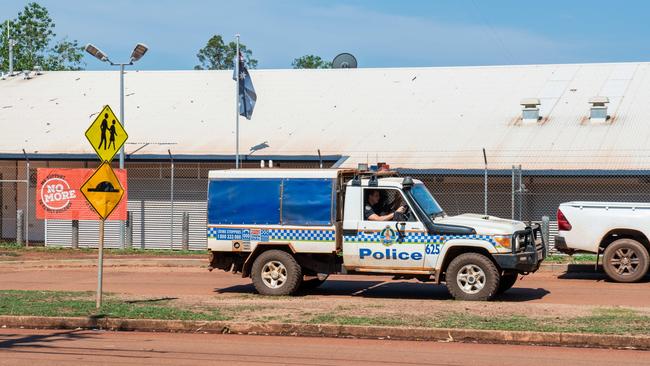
[598,229,650,253]
[436,242,496,282]
[242,243,295,277]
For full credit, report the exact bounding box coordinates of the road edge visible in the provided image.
[0,315,647,350]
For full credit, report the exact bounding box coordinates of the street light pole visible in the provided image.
[235,34,240,169]
[117,62,127,248]
[119,63,125,172]
[84,43,148,248]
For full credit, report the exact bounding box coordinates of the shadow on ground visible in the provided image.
[215,280,549,301]
[0,330,92,350]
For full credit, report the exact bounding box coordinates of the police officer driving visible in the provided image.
[364,189,407,221]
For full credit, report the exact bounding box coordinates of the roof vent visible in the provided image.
[589,96,609,122]
[22,70,31,80]
[520,98,541,123]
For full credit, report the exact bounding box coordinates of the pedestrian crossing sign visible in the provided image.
[85,105,128,163]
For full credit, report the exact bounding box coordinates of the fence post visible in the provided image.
[71,220,79,249]
[182,212,189,251]
[126,211,133,249]
[16,209,23,246]
[482,148,488,216]
[168,150,174,250]
[511,165,515,220]
[23,150,29,247]
[140,201,145,250]
[541,215,550,252]
[517,164,524,221]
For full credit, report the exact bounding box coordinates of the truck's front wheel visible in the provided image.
[251,250,302,296]
[446,253,500,301]
[603,239,649,283]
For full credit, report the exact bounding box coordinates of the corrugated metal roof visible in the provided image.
[2,63,650,170]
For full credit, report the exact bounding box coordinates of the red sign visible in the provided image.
[36,168,127,220]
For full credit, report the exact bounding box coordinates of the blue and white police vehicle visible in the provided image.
[207,168,546,301]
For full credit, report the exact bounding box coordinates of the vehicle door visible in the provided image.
[342,187,427,269]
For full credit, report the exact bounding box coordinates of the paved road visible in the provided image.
[1,329,649,366]
[1,265,649,306]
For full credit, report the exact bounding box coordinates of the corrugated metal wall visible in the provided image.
[45,200,207,250]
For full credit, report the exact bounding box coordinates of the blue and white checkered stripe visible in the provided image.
[269,229,335,241]
[344,232,496,246]
[207,226,495,246]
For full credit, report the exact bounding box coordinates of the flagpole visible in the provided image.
[235,34,240,169]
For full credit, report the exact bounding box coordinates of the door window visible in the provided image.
[362,188,416,222]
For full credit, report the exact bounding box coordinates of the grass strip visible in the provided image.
[306,307,650,336]
[545,254,597,263]
[0,290,228,321]
[2,290,649,336]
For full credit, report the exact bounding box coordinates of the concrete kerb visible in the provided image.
[1,315,648,350]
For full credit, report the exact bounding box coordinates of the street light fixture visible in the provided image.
[84,42,149,248]
[130,43,149,62]
[84,44,109,62]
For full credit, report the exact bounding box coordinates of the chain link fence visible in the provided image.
[1,153,649,252]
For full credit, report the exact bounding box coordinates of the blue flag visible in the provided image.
[233,52,257,120]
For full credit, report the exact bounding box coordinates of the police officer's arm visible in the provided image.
[367,212,395,221]
[367,206,406,221]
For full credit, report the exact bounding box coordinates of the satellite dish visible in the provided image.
[332,53,357,69]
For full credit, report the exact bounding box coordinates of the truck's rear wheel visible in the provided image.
[603,239,649,283]
[497,272,518,294]
[446,253,500,301]
[251,250,302,296]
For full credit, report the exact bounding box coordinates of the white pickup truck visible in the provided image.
[207,169,546,301]
[555,201,650,282]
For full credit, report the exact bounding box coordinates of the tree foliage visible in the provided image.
[292,55,331,69]
[0,2,84,72]
[194,35,257,70]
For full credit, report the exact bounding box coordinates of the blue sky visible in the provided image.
[4,0,650,70]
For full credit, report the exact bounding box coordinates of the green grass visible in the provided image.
[306,308,650,336]
[0,242,23,251]
[545,254,597,263]
[309,314,406,327]
[2,290,649,336]
[0,290,229,321]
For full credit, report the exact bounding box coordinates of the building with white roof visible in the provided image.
[1,62,649,247]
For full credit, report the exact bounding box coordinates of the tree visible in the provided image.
[45,38,84,71]
[292,55,331,69]
[194,35,257,70]
[0,2,84,72]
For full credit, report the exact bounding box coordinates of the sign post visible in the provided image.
[83,105,128,309]
[97,219,104,308]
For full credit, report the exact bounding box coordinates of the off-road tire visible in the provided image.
[446,253,500,301]
[251,250,302,296]
[603,239,649,283]
[497,271,518,294]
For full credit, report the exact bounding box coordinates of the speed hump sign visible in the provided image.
[80,162,125,220]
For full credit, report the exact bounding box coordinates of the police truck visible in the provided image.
[207,169,546,301]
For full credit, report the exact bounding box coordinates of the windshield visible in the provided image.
[411,184,444,217]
